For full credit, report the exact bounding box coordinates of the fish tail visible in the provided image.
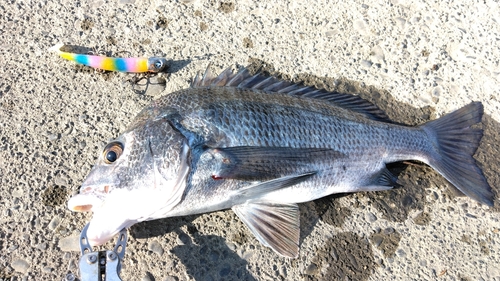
[421,102,494,206]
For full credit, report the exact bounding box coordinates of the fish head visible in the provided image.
[68,118,190,246]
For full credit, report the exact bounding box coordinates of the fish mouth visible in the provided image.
[67,193,104,212]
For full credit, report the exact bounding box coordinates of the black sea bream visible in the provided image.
[68,66,494,257]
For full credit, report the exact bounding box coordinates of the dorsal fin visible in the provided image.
[191,65,390,122]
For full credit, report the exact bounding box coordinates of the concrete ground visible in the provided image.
[0,0,499,280]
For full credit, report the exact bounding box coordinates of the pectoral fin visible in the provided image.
[232,202,300,258]
[210,146,342,181]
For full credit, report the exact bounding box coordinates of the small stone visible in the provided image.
[383,227,395,234]
[361,60,372,68]
[48,215,61,231]
[148,240,164,256]
[163,276,178,281]
[366,212,377,222]
[48,133,58,141]
[79,141,86,149]
[330,247,339,261]
[176,232,190,245]
[226,242,236,251]
[396,249,406,257]
[9,244,19,251]
[78,114,87,122]
[371,234,384,247]
[36,242,48,251]
[54,177,67,186]
[305,263,319,275]
[12,259,30,273]
[58,235,81,252]
[466,213,477,219]
[42,266,53,273]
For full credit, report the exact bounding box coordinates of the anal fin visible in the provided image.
[232,202,300,258]
[356,167,398,192]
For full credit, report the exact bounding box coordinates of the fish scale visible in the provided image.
[68,65,494,258]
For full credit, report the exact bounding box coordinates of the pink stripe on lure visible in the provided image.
[49,43,167,73]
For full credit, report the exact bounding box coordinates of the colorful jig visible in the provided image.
[49,43,167,73]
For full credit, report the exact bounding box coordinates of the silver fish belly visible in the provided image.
[68,66,494,258]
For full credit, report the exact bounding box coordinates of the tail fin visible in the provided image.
[422,102,494,206]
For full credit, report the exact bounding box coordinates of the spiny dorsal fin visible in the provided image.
[191,65,390,122]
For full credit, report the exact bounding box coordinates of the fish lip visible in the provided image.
[67,192,104,212]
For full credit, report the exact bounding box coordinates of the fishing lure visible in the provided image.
[49,43,167,73]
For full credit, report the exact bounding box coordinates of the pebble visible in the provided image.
[9,244,19,251]
[176,232,190,245]
[163,276,178,281]
[330,247,339,261]
[148,240,164,256]
[371,234,384,247]
[466,213,477,219]
[383,227,395,234]
[36,242,48,251]
[48,215,61,231]
[11,259,30,273]
[395,17,406,29]
[366,212,377,222]
[396,249,406,257]
[305,263,319,275]
[48,133,58,141]
[370,45,386,63]
[58,235,80,252]
[225,242,236,251]
[79,141,86,149]
[360,60,373,68]
[54,176,67,186]
[241,250,254,260]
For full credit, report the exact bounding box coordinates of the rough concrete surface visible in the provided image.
[1,0,499,280]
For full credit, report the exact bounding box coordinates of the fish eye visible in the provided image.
[103,142,124,164]
[154,60,164,70]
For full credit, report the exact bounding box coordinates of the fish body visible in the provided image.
[68,66,494,257]
[49,43,167,73]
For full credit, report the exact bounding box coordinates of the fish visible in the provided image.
[49,43,168,73]
[68,65,495,258]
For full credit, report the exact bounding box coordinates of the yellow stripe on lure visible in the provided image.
[49,43,167,73]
